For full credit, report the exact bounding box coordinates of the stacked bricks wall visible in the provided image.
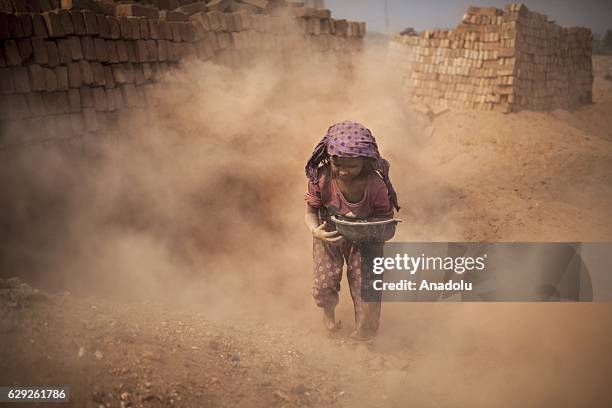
[0,0,365,147]
[388,3,593,112]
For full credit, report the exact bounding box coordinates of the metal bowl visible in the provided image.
[331,215,401,243]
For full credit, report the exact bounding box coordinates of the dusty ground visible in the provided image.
[1,56,611,407]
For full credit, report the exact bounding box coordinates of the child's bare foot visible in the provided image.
[323,308,342,332]
[349,328,376,342]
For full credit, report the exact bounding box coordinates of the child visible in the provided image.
[304,120,400,341]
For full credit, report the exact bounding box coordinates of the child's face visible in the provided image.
[330,156,365,181]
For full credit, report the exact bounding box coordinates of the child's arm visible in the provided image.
[305,204,343,243]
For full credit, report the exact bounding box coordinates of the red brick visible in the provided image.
[79,86,92,107]
[134,39,147,62]
[7,13,25,38]
[92,86,107,111]
[66,61,80,87]
[55,65,68,90]
[160,21,172,40]
[27,64,45,90]
[67,35,82,59]
[82,10,97,35]
[145,39,157,61]
[93,37,108,61]
[169,22,181,42]
[111,63,126,84]
[16,38,32,61]
[0,13,9,39]
[43,66,57,91]
[118,16,130,38]
[139,17,149,39]
[69,10,85,35]
[148,19,160,39]
[67,88,80,112]
[78,59,92,84]
[57,38,72,63]
[80,35,95,60]
[105,39,118,63]
[32,13,48,37]
[45,40,59,66]
[141,62,152,81]
[133,64,145,85]
[115,39,128,62]
[57,9,74,35]
[42,12,65,38]
[91,61,105,86]
[108,16,120,39]
[96,14,110,39]
[116,4,159,20]
[26,92,45,116]
[128,17,140,40]
[156,39,168,61]
[3,40,21,65]
[31,37,48,64]
[0,67,15,93]
[125,40,136,62]
[103,64,114,88]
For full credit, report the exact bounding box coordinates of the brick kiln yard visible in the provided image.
[1,1,612,407]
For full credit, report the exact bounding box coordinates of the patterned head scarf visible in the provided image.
[305,120,400,211]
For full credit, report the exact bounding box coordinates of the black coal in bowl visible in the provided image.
[331,215,401,243]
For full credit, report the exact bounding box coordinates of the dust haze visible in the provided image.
[1,30,612,407]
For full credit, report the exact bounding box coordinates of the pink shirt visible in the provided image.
[304,165,394,220]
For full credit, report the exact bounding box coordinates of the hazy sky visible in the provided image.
[325,0,612,35]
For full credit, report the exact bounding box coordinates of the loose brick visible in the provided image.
[42,12,65,38]
[78,59,92,84]
[0,67,15,94]
[115,39,128,62]
[160,10,188,22]
[55,65,68,90]
[80,35,95,60]
[103,64,114,88]
[26,92,45,116]
[45,40,59,67]
[31,37,48,64]
[176,2,206,16]
[92,86,107,111]
[105,39,118,63]
[57,9,74,35]
[67,88,80,112]
[116,4,159,20]
[108,16,120,39]
[3,40,22,65]
[67,35,82,59]
[17,14,33,37]
[96,14,110,39]
[69,10,85,35]
[93,37,108,61]
[31,14,48,38]
[80,86,92,107]
[57,38,72,63]
[27,64,45,90]
[16,38,32,61]
[43,66,57,91]
[91,61,105,86]
[66,61,80,87]
[82,10,98,35]
[206,0,231,13]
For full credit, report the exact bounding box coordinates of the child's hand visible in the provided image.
[312,221,344,243]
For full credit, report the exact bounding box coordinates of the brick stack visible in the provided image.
[0,0,366,147]
[389,3,593,112]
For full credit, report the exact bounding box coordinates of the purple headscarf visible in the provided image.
[305,120,400,211]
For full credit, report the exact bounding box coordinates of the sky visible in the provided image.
[324,0,612,36]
